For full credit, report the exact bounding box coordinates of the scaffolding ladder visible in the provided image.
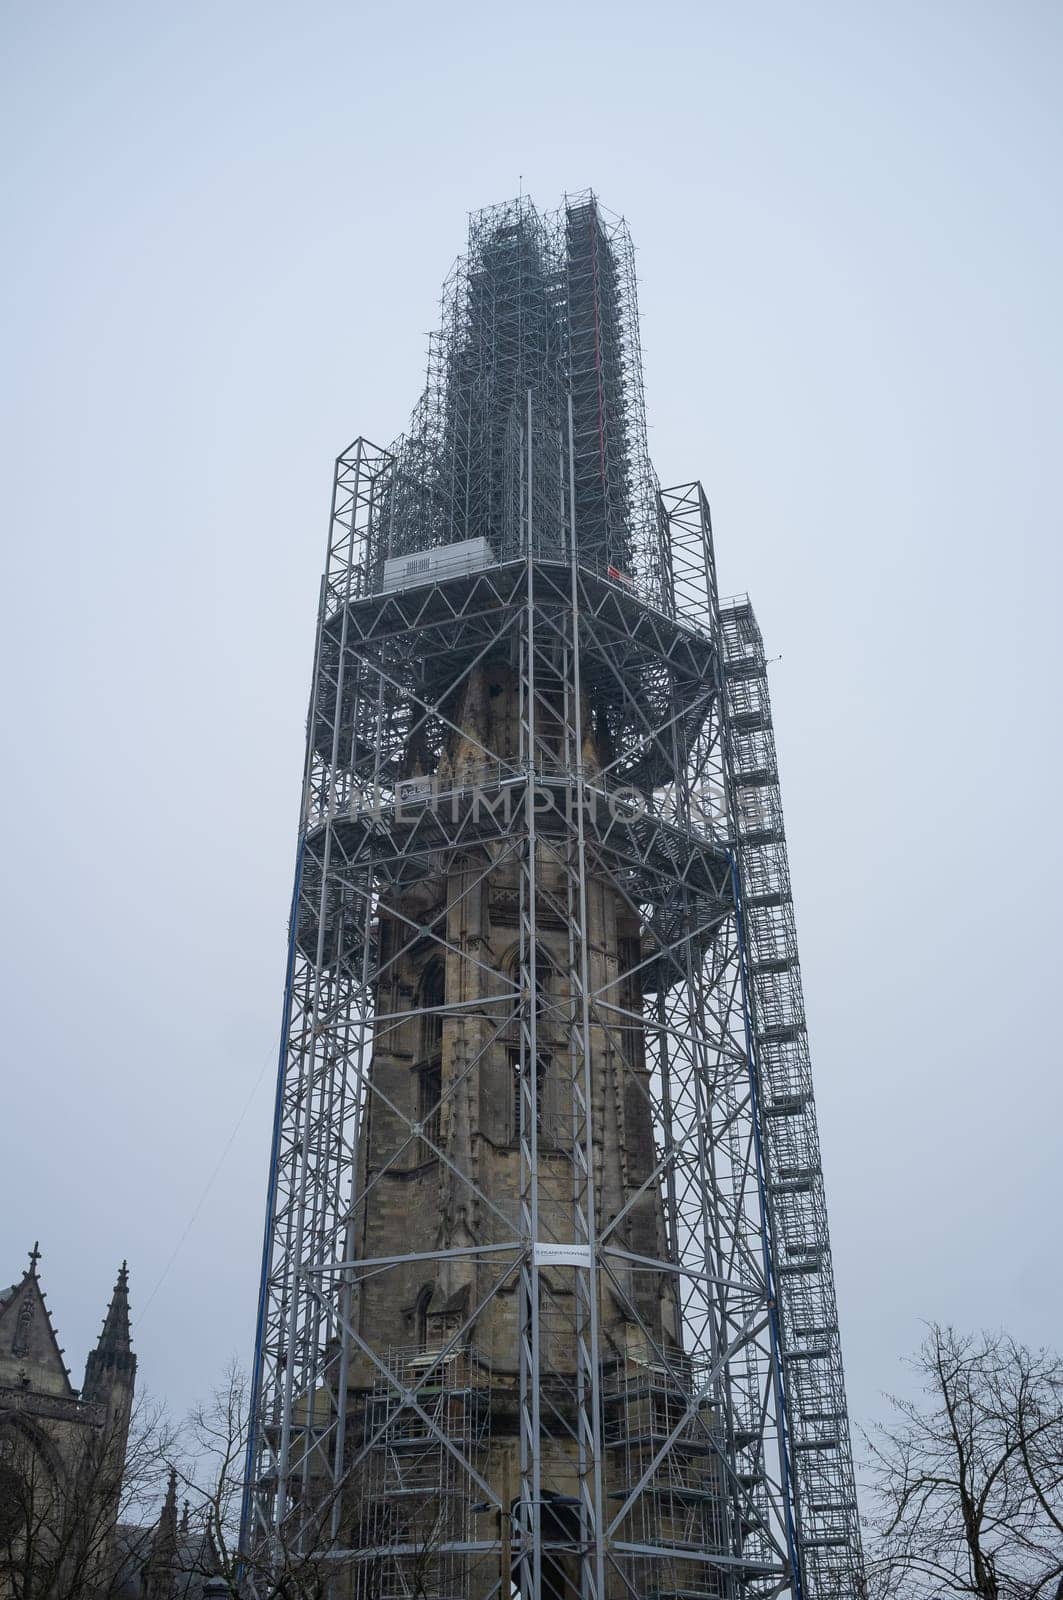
[721,598,864,1600]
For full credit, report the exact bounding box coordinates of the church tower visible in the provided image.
[83,1262,136,1443]
[245,196,864,1600]
[0,1251,135,1596]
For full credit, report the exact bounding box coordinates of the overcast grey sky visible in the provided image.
[2,0,1060,1457]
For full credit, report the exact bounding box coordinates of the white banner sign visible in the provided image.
[533,1243,593,1268]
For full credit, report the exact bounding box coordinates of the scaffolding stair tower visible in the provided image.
[721,597,863,1599]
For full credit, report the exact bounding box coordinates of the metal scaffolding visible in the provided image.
[719,598,862,1593]
[243,193,863,1600]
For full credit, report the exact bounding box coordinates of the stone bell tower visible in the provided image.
[338,619,723,1600]
[348,657,680,1373]
[246,192,864,1600]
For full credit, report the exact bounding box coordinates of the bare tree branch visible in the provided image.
[863,1325,1063,1600]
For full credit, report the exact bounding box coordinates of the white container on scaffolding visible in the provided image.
[382,537,496,592]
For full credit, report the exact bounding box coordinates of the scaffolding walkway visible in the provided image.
[721,598,863,1600]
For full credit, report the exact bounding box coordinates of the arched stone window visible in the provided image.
[617,932,644,1066]
[503,944,556,1146]
[416,959,444,1159]
[414,1285,433,1351]
[0,1420,62,1553]
[420,958,445,1058]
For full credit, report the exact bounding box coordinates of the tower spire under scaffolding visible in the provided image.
[243,190,864,1600]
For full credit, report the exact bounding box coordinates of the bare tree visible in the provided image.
[174,1361,246,1596]
[864,1324,1063,1599]
[173,1363,367,1600]
[0,1392,175,1600]
[169,1360,319,1600]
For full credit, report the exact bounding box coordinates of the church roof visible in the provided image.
[0,1245,75,1398]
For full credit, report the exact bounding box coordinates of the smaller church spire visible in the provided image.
[83,1261,136,1403]
[143,1468,179,1600]
[96,1262,132,1358]
[159,1467,178,1540]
